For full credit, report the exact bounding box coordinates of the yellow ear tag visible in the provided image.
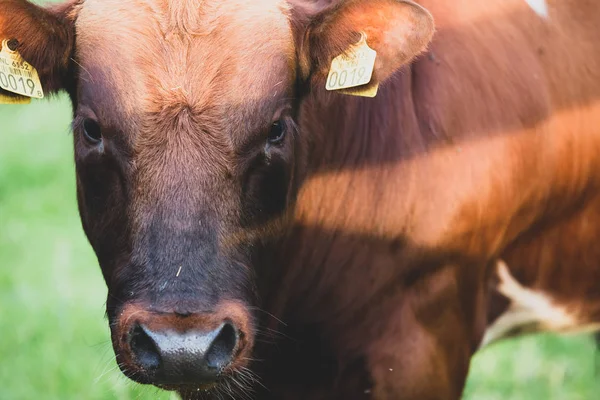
[0,92,31,104]
[0,39,44,104]
[325,32,379,98]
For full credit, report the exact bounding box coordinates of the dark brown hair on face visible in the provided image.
[68,0,302,321]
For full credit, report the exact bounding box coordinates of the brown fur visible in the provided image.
[4,0,600,399]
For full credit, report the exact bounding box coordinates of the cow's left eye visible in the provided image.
[267,120,286,144]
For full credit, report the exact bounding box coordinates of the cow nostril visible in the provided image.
[205,322,238,371]
[130,324,161,371]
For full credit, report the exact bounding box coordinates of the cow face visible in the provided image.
[1,0,433,395]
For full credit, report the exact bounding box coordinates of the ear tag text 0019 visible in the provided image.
[0,39,44,104]
[325,32,379,98]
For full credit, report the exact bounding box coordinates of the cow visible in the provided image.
[2,0,600,398]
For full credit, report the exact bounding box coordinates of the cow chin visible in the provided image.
[108,299,255,393]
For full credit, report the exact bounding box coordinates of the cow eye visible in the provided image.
[83,118,102,144]
[267,120,286,144]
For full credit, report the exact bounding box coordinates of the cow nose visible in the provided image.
[129,322,239,384]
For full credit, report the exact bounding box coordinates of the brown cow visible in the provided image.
[2,0,600,398]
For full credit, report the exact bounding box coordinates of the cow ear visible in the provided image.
[298,0,434,92]
[0,0,79,96]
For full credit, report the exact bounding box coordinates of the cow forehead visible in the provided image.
[75,0,295,122]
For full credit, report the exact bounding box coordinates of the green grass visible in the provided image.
[466,334,599,400]
[1,96,599,400]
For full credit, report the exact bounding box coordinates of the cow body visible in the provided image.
[265,1,600,397]
[2,0,600,398]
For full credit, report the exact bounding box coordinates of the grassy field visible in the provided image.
[1,98,599,399]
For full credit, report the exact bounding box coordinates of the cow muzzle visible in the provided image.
[112,302,253,388]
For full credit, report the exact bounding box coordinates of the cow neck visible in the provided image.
[269,67,427,326]
[302,65,425,176]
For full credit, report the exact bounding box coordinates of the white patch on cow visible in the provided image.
[524,0,549,18]
[480,260,580,348]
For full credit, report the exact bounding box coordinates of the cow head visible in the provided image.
[2,0,433,396]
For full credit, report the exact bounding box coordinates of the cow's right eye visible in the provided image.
[83,118,102,144]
